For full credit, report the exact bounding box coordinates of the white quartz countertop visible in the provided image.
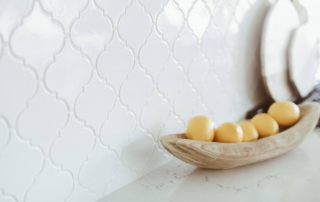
[100,129,320,202]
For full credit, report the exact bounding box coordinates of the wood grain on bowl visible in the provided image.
[160,102,320,169]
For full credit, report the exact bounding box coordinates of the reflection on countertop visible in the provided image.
[100,129,320,202]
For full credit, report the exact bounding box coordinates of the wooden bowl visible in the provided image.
[160,102,320,169]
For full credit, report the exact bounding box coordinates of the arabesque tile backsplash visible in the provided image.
[0,0,270,201]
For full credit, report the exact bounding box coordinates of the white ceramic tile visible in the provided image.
[97,33,134,93]
[139,29,170,80]
[118,0,152,55]
[78,139,118,197]
[156,0,184,48]
[119,64,153,115]
[201,23,224,64]
[174,0,195,16]
[75,71,115,134]
[0,192,17,202]
[0,35,3,56]
[0,0,33,41]
[11,2,64,78]
[192,102,213,122]
[173,25,198,69]
[50,114,95,178]
[122,126,154,174]
[213,47,233,79]
[0,118,9,151]
[225,19,240,53]
[104,162,138,196]
[157,56,185,105]
[202,75,233,124]
[100,100,136,157]
[0,132,43,202]
[213,1,233,35]
[214,63,235,106]
[0,48,37,127]
[140,90,170,140]
[139,0,166,22]
[142,144,171,175]
[95,0,131,24]
[45,39,91,109]
[17,83,68,155]
[66,182,98,202]
[40,0,88,32]
[70,1,113,66]
[187,0,210,39]
[0,0,285,201]
[25,159,73,202]
[173,83,198,126]
[227,0,241,8]
[203,0,217,15]
[158,112,185,150]
[188,52,210,92]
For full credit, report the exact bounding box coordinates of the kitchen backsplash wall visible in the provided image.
[0,0,270,201]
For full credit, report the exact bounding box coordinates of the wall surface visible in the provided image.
[0,0,271,201]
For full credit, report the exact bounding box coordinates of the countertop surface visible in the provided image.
[100,129,320,202]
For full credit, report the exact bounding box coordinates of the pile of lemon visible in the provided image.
[186,101,300,143]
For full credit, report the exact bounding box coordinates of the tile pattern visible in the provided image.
[0,0,271,201]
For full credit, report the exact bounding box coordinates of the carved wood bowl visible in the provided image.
[160,102,320,169]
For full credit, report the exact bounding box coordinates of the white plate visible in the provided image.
[261,0,300,101]
[289,24,319,98]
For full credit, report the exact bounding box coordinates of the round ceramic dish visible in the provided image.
[261,0,300,101]
[160,102,319,169]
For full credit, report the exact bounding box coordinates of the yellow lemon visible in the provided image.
[186,116,215,142]
[251,113,279,138]
[238,121,259,142]
[214,122,243,143]
[268,101,300,127]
